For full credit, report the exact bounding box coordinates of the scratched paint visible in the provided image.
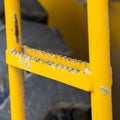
[14,15,20,43]
[84,68,90,74]
[100,86,111,95]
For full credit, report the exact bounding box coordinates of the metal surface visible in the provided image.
[4,0,26,120]
[6,48,92,91]
[87,0,112,120]
[23,46,89,70]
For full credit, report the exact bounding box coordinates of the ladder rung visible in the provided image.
[23,46,89,70]
[6,47,92,91]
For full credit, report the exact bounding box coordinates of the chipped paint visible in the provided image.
[84,68,90,74]
[67,68,75,72]
[19,59,22,65]
[100,86,111,95]
[10,48,16,53]
[25,61,31,70]
[14,15,19,43]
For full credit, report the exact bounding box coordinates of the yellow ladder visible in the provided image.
[4,0,113,120]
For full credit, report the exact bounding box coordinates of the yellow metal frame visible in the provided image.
[4,0,113,120]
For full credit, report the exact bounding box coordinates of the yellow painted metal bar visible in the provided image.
[6,49,92,91]
[4,0,26,120]
[23,46,89,70]
[87,0,113,120]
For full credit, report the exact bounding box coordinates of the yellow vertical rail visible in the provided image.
[87,0,113,120]
[4,0,26,120]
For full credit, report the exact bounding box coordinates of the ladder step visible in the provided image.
[6,48,92,91]
[23,46,89,70]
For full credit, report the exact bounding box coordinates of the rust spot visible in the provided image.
[15,15,20,43]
